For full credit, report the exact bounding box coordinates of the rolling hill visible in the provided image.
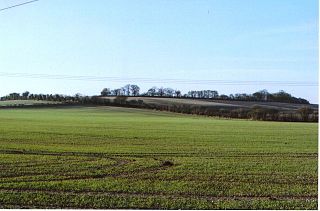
[100,96,318,112]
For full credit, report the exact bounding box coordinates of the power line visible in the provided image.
[0,0,40,12]
[0,72,317,86]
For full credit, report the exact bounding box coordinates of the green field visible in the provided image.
[0,106,317,209]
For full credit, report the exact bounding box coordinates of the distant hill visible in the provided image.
[96,96,318,122]
[0,97,317,122]
[100,96,318,111]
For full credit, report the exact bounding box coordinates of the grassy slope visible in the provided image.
[0,106,317,209]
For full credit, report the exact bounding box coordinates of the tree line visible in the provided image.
[0,91,83,102]
[1,86,309,105]
[100,84,310,104]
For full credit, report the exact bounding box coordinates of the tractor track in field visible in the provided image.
[0,150,316,185]
[0,156,118,173]
[0,163,172,184]
[100,152,318,159]
[0,149,316,186]
[0,149,121,160]
[0,159,131,182]
[0,188,317,201]
[136,175,317,185]
[0,158,100,171]
[0,150,173,183]
[0,149,317,159]
[0,162,125,183]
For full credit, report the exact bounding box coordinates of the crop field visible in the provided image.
[0,106,317,209]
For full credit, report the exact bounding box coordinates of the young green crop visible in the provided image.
[0,106,317,209]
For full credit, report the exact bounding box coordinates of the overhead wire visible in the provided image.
[0,72,317,86]
[0,0,39,12]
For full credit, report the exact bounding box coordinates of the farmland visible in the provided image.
[0,106,317,209]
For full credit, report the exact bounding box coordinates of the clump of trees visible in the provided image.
[101,84,140,97]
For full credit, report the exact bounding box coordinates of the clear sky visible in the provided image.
[0,0,318,103]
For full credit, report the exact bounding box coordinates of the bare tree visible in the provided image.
[22,91,30,99]
[158,87,165,96]
[130,85,140,96]
[164,88,174,97]
[123,84,131,96]
[101,88,111,96]
[146,87,158,96]
[298,106,313,121]
[113,89,121,96]
[175,90,181,97]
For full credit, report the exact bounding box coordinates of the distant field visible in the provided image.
[0,106,317,209]
[0,100,59,106]
[100,96,318,111]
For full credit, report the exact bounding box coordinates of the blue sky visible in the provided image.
[0,0,318,102]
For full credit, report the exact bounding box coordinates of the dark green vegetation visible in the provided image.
[0,107,317,209]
